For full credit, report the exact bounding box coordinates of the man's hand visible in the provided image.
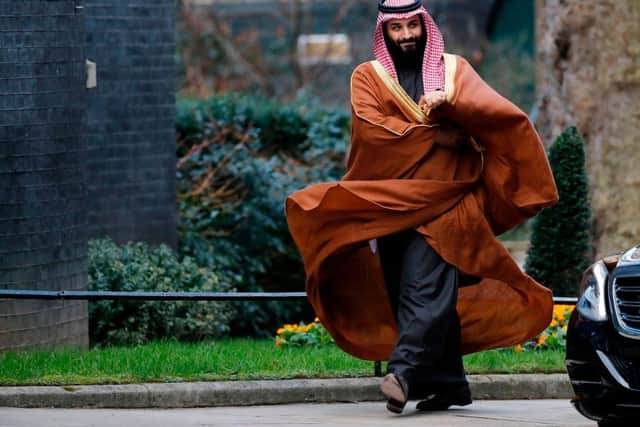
[418,90,446,114]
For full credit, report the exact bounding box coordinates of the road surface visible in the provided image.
[0,399,595,427]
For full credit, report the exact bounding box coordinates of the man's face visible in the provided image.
[384,16,423,54]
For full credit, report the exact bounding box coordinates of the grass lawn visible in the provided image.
[0,339,566,386]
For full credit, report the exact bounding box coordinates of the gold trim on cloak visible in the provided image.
[370,60,429,124]
[370,53,457,124]
[443,53,457,103]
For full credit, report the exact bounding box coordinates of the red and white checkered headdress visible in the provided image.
[373,0,445,92]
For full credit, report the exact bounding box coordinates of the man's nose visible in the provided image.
[401,27,411,38]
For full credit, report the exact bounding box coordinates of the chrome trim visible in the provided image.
[621,313,640,322]
[618,245,640,266]
[566,359,590,367]
[616,285,640,292]
[618,300,640,307]
[610,274,640,339]
[596,350,639,391]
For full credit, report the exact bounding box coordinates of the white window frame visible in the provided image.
[297,33,351,66]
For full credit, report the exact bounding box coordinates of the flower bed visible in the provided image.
[515,304,574,352]
[275,305,576,353]
[275,317,334,348]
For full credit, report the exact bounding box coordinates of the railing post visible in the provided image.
[374,361,383,377]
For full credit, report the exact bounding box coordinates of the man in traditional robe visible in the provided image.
[285,0,559,414]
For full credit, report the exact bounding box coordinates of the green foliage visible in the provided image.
[478,33,536,112]
[176,94,349,336]
[525,127,592,296]
[0,339,373,386]
[0,339,565,386]
[88,238,234,347]
[275,319,335,348]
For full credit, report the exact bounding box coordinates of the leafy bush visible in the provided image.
[274,317,335,348]
[176,94,349,336]
[524,127,592,297]
[88,238,234,347]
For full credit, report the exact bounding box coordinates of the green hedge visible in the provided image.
[88,239,234,346]
[176,94,349,336]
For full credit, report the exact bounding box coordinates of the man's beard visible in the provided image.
[385,33,426,64]
[396,37,421,54]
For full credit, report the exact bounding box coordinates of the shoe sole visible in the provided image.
[416,392,472,411]
[416,399,472,411]
[380,374,407,414]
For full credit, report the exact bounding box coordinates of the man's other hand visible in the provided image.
[418,90,446,114]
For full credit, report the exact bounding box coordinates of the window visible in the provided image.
[297,34,351,65]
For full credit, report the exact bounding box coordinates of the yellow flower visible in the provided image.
[549,319,558,328]
[562,325,568,332]
[537,335,547,346]
[304,324,313,332]
[314,317,320,322]
[554,305,574,318]
[275,337,285,348]
[277,328,285,335]
[554,305,570,315]
[514,344,523,352]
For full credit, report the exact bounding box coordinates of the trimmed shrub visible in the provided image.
[525,126,592,296]
[88,238,234,346]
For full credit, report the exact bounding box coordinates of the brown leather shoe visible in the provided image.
[380,373,409,414]
[415,383,472,411]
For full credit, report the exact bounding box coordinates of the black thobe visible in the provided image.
[378,49,468,398]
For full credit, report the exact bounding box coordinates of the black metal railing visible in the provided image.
[0,290,577,377]
[0,290,307,301]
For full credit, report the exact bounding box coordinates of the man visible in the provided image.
[372,1,471,414]
[285,0,558,414]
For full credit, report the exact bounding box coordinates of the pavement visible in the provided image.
[0,400,595,426]
[0,374,574,408]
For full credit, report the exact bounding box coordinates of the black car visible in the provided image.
[566,245,640,426]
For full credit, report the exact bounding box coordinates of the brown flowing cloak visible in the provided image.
[285,54,559,361]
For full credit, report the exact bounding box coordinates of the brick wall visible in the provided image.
[83,0,177,248]
[0,0,178,352]
[0,0,89,351]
